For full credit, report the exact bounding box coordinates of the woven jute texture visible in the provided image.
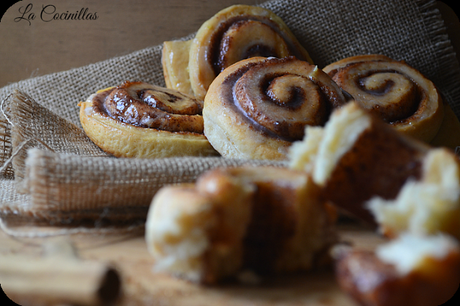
[1,0,459,226]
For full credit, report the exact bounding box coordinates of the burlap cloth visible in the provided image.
[1,0,459,231]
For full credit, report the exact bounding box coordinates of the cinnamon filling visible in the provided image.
[331,62,424,124]
[209,16,308,75]
[221,57,346,142]
[242,181,297,274]
[91,81,204,134]
[323,120,425,223]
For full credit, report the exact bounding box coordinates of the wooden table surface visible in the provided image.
[1,1,459,305]
[0,222,386,306]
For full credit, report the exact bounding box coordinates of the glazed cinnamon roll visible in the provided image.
[145,166,337,284]
[79,81,218,158]
[323,54,445,143]
[162,4,313,101]
[204,56,347,160]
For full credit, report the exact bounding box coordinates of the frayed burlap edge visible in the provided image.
[24,148,286,212]
[0,147,286,237]
[0,95,14,180]
[1,90,110,192]
[420,0,460,117]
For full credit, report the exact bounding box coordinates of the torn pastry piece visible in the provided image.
[79,81,218,158]
[289,101,429,223]
[333,233,460,306]
[145,166,337,284]
[203,56,346,160]
[163,4,313,100]
[367,148,460,240]
[323,54,447,144]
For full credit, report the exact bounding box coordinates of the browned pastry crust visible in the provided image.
[333,234,460,306]
[145,166,338,284]
[163,4,313,101]
[204,56,347,160]
[79,81,218,158]
[323,54,445,144]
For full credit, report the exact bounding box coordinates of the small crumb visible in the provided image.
[236,270,262,285]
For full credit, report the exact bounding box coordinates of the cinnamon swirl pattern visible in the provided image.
[323,55,445,143]
[203,56,347,160]
[162,5,313,101]
[79,81,218,158]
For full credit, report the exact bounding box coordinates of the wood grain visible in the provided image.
[0,223,384,306]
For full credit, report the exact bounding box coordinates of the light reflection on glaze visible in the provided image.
[92,81,205,134]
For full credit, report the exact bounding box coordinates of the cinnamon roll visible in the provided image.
[162,4,313,100]
[79,81,218,158]
[204,56,347,160]
[323,54,445,143]
[145,166,337,284]
[289,101,430,224]
[333,234,460,306]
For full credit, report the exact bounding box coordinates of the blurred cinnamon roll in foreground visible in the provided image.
[290,101,460,239]
[204,56,347,160]
[368,148,460,240]
[162,4,313,100]
[333,233,460,306]
[323,54,460,147]
[289,101,430,223]
[145,166,337,284]
[79,81,218,158]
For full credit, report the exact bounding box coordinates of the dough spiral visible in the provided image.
[163,5,313,101]
[323,54,445,143]
[79,81,218,158]
[204,56,347,160]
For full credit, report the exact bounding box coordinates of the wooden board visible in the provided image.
[0,222,386,306]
